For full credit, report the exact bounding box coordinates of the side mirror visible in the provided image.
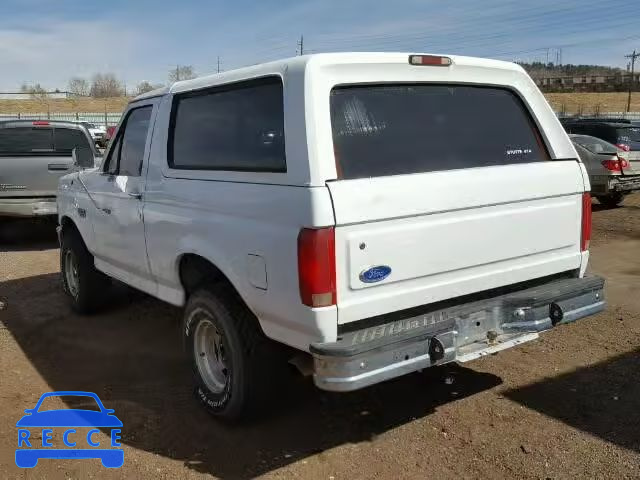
[72,146,94,169]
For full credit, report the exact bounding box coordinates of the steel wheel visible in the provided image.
[193,310,229,394]
[64,249,80,299]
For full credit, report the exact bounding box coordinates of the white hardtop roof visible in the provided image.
[132,52,524,101]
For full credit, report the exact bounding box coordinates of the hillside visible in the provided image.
[520,62,624,79]
[0,92,639,116]
[544,92,638,114]
[0,97,129,114]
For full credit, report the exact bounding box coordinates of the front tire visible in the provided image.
[596,192,625,208]
[60,228,110,313]
[183,286,283,421]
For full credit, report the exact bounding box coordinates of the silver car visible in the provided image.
[0,120,98,217]
[570,134,640,207]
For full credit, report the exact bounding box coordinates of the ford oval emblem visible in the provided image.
[359,265,392,284]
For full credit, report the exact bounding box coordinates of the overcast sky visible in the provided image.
[1,0,639,91]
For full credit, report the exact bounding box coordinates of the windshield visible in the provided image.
[83,123,97,129]
[330,84,550,179]
[571,135,617,154]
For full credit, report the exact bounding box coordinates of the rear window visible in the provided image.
[571,135,617,154]
[0,127,53,154]
[0,126,91,155]
[169,76,286,172]
[330,84,550,179]
[616,127,640,144]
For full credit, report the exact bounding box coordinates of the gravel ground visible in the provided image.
[0,194,639,480]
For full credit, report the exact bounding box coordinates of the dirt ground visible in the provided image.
[0,195,639,480]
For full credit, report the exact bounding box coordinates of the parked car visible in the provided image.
[79,122,107,147]
[0,120,99,218]
[569,134,640,207]
[562,119,640,175]
[57,53,605,421]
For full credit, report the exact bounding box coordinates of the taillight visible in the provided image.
[601,159,622,171]
[616,143,630,152]
[581,192,592,252]
[298,227,336,307]
[619,157,630,169]
[32,120,49,126]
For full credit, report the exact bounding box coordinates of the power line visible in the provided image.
[310,14,640,53]
[297,35,304,55]
[625,50,640,112]
[308,0,610,49]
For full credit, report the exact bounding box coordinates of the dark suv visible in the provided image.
[562,119,640,176]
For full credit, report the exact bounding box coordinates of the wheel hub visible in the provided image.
[193,314,228,394]
[64,250,79,298]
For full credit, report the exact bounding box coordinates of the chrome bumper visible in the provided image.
[611,175,640,193]
[310,276,605,392]
[0,198,57,217]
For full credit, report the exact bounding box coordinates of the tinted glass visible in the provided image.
[105,135,121,174]
[571,135,617,154]
[170,77,286,172]
[54,128,91,153]
[330,85,550,179]
[616,127,640,144]
[0,127,53,154]
[116,106,152,176]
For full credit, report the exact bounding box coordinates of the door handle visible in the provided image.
[48,163,70,171]
[128,192,142,200]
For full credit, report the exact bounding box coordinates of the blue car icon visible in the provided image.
[16,391,123,468]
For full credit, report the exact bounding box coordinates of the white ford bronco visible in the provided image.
[57,53,605,420]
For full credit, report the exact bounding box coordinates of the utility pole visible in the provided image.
[297,35,304,55]
[217,56,221,73]
[625,50,640,113]
[175,65,180,82]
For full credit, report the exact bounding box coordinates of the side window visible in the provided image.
[105,135,121,175]
[169,76,286,172]
[54,128,91,153]
[102,106,152,177]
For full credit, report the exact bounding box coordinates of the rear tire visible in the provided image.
[60,228,110,313]
[183,285,285,421]
[596,193,625,208]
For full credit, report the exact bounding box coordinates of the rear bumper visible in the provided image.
[0,198,57,217]
[310,276,605,392]
[610,175,640,193]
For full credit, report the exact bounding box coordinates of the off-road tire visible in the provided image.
[183,285,286,421]
[60,228,110,313]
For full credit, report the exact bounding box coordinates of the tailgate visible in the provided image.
[328,163,585,324]
[0,155,72,198]
[327,82,586,325]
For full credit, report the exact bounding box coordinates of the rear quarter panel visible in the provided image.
[142,93,338,350]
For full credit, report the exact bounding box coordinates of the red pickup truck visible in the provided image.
[103,125,117,147]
